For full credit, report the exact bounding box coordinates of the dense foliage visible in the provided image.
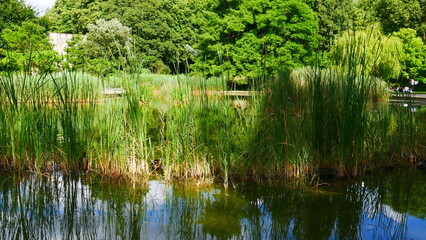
[0,0,425,83]
[331,27,403,81]
[46,0,198,74]
[192,0,320,81]
[65,18,134,75]
[1,0,35,71]
[374,0,425,35]
[0,22,59,72]
[0,0,58,73]
[314,0,361,50]
[394,28,426,82]
[0,0,36,32]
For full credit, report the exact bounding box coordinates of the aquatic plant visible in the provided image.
[0,39,424,184]
[244,30,425,180]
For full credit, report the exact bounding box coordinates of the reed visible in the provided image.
[245,31,424,181]
[0,39,424,184]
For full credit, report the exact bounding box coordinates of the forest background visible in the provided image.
[1,0,425,85]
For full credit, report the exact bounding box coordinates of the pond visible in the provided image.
[1,168,425,239]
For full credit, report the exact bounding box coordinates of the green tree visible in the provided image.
[102,0,198,73]
[63,34,86,70]
[394,28,426,82]
[375,0,424,34]
[194,0,320,82]
[331,26,403,81]
[0,21,59,72]
[46,0,198,73]
[66,18,133,75]
[0,0,36,32]
[0,0,37,54]
[85,18,132,60]
[313,0,380,50]
[45,0,104,33]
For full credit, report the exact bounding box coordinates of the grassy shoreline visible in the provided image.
[0,68,424,186]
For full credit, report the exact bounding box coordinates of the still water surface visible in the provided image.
[0,168,425,239]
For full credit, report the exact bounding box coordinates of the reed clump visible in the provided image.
[245,32,425,181]
[0,41,424,184]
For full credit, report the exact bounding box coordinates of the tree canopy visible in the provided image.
[331,26,403,81]
[45,0,198,73]
[375,0,425,35]
[394,28,426,82]
[0,21,59,72]
[0,0,36,33]
[193,0,321,81]
[65,18,134,75]
[0,0,424,82]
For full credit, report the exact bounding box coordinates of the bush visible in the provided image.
[0,21,59,73]
[65,18,134,76]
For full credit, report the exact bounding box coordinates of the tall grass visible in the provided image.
[0,66,424,183]
[0,71,99,172]
[0,34,424,184]
[245,31,425,181]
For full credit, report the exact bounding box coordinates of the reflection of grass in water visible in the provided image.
[0,170,424,239]
[378,168,426,220]
[0,173,151,239]
[198,192,247,238]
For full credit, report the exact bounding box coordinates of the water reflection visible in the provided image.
[0,169,425,239]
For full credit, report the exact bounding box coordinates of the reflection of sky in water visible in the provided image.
[0,173,426,239]
[406,216,426,240]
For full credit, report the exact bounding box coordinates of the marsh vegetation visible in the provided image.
[1,1,426,239]
[1,27,426,184]
[0,57,424,185]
